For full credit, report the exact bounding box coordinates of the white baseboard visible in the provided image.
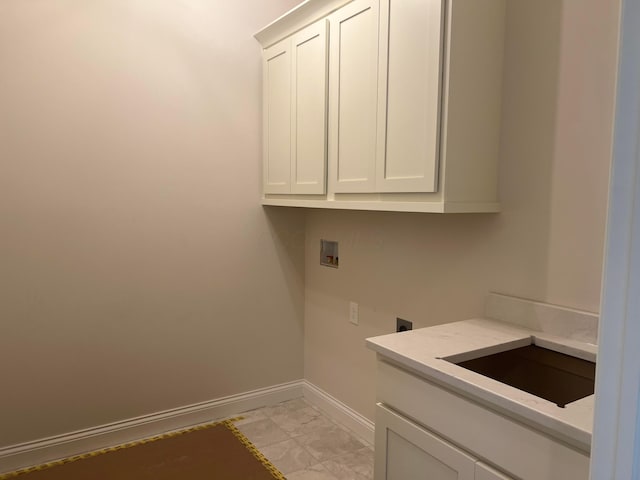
[0,379,376,476]
[302,381,375,446]
[0,380,304,476]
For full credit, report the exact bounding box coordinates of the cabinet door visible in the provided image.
[375,404,475,480]
[376,0,445,193]
[263,38,292,194]
[475,463,513,480]
[329,0,380,193]
[291,20,329,194]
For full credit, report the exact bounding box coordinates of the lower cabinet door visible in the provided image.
[375,403,476,480]
[475,462,514,480]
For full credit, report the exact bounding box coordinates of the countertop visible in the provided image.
[366,318,597,450]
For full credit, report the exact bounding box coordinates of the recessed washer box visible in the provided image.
[320,240,338,268]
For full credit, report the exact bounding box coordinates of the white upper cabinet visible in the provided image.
[291,20,329,194]
[255,0,506,213]
[331,0,444,194]
[329,0,380,193]
[262,19,329,195]
[263,38,291,194]
[376,0,444,193]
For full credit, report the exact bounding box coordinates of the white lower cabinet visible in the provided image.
[374,360,590,480]
[375,404,476,480]
[375,404,513,480]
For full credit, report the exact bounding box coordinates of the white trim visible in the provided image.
[0,381,303,476]
[590,0,640,478]
[262,197,501,214]
[254,0,352,48]
[302,380,375,446]
[0,380,377,476]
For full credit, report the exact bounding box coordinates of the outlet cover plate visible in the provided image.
[349,302,359,325]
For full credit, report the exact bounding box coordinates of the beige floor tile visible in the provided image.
[263,398,311,417]
[270,406,335,437]
[234,408,268,426]
[260,438,317,475]
[236,417,290,447]
[295,424,366,462]
[236,397,372,478]
[286,463,338,480]
[321,447,374,480]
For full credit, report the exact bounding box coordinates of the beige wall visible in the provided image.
[0,0,303,447]
[0,0,621,448]
[304,0,620,420]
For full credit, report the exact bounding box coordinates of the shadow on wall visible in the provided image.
[488,0,565,307]
[263,206,306,327]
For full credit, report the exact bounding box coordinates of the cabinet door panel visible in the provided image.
[291,20,329,194]
[475,462,514,480]
[375,404,475,480]
[330,0,379,193]
[376,0,444,192]
[263,39,292,194]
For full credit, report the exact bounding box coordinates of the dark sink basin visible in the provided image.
[448,345,596,408]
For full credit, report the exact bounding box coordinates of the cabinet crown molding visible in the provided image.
[254,0,351,48]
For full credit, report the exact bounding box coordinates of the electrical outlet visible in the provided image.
[349,302,359,325]
[396,318,412,332]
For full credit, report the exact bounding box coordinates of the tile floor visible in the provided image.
[233,398,374,480]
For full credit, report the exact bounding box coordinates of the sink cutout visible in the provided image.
[448,345,596,408]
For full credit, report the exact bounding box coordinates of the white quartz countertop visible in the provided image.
[366,318,596,450]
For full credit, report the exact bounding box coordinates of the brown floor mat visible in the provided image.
[1,420,283,480]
